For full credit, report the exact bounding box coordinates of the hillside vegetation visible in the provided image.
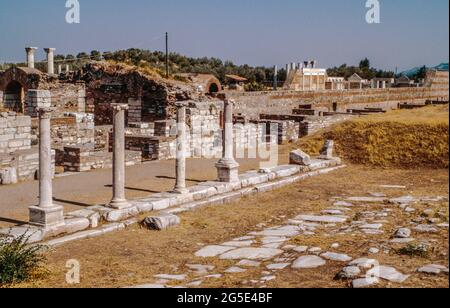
[293,105,449,169]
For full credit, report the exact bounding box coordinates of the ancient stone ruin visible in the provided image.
[0,46,448,245]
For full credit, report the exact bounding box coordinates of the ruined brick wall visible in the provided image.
[63,145,141,172]
[31,112,95,149]
[223,87,449,119]
[47,83,86,117]
[73,62,199,125]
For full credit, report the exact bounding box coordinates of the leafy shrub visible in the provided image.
[0,232,47,285]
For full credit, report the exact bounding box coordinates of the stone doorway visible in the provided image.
[4,81,25,113]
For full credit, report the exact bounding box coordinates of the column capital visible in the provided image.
[44,48,56,53]
[175,101,189,108]
[25,47,38,53]
[38,107,54,119]
[224,99,236,106]
[111,103,129,111]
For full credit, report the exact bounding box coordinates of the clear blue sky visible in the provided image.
[0,0,448,71]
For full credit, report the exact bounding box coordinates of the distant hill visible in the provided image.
[401,63,449,77]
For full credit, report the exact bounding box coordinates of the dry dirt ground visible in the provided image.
[15,165,449,288]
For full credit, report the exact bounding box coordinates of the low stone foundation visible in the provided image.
[0,157,343,245]
[63,145,141,172]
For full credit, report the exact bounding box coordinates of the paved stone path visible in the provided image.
[130,192,448,288]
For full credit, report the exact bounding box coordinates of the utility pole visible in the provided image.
[165,32,169,78]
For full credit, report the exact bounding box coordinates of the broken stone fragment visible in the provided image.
[0,167,18,185]
[289,149,311,166]
[319,140,334,160]
[142,213,181,231]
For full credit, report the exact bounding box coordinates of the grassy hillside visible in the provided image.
[291,105,449,169]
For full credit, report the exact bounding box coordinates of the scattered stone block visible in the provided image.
[319,140,334,160]
[0,167,18,185]
[337,266,361,279]
[289,150,311,166]
[142,214,181,231]
[352,277,379,288]
[104,206,139,222]
[394,228,412,239]
[64,218,90,234]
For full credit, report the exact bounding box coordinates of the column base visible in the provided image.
[215,159,240,183]
[29,205,65,231]
[108,199,131,210]
[172,187,189,194]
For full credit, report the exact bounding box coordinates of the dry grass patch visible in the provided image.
[286,105,449,169]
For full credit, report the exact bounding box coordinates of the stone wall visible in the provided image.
[0,112,32,154]
[63,144,141,172]
[31,112,95,149]
[1,148,55,184]
[223,87,449,119]
[25,85,86,118]
[299,114,353,137]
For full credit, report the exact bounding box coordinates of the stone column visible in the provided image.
[109,103,130,209]
[273,65,278,91]
[57,64,62,75]
[44,48,56,74]
[29,108,65,230]
[173,102,189,194]
[65,64,70,72]
[25,47,38,69]
[216,99,239,182]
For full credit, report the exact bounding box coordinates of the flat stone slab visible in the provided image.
[292,255,326,269]
[153,274,186,281]
[359,223,383,230]
[261,236,288,245]
[367,266,410,283]
[250,226,300,237]
[237,260,261,267]
[389,196,416,204]
[349,258,379,269]
[414,225,439,233]
[222,240,254,247]
[219,247,283,260]
[338,266,361,279]
[333,201,354,207]
[321,252,352,262]
[352,277,379,288]
[186,264,215,273]
[296,215,347,224]
[390,238,416,244]
[293,246,309,253]
[0,226,45,244]
[347,197,386,203]
[224,267,247,273]
[195,245,235,258]
[418,264,449,275]
[267,263,290,270]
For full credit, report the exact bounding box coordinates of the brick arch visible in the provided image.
[0,66,43,93]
